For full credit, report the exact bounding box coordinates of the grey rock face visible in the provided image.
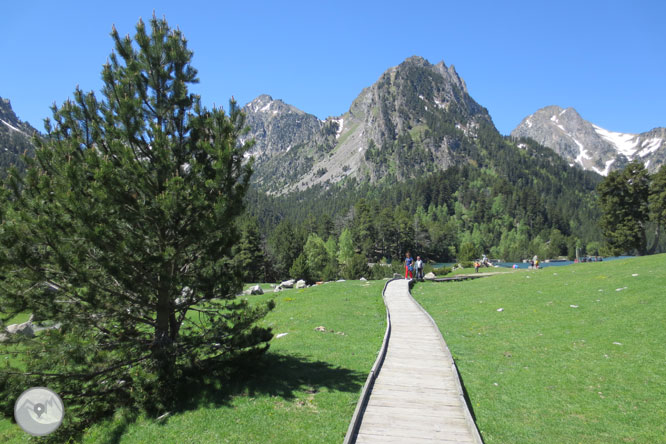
[242,57,495,193]
[0,96,39,173]
[512,106,665,174]
[241,95,323,160]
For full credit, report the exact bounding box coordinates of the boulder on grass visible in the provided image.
[280,279,295,288]
[5,321,34,338]
[424,272,436,280]
[249,285,264,295]
[295,280,306,289]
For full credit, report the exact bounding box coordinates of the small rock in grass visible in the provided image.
[631,273,638,277]
[493,382,499,386]
[314,326,326,332]
[570,305,579,308]
[360,277,367,281]
[281,279,295,288]
[497,308,504,312]
[615,287,628,292]
[275,333,288,339]
[613,342,622,346]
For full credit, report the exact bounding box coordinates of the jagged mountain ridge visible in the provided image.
[0,97,38,174]
[511,105,665,174]
[241,94,324,160]
[243,56,495,193]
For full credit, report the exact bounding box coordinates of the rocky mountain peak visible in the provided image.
[241,94,323,162]
[512,106,665,174]
[244,56,496,193]
[245,94,307,116]
[0,96,37,137]
[0,96,38,174]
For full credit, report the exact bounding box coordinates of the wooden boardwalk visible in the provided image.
[347,279,483,443]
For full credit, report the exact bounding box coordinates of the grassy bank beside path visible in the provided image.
[1,280,386,443]
[412,254,666,444]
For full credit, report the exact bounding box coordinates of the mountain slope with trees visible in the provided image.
[245,56,496,193]
[232,57,610,278]
[0,97,38,175]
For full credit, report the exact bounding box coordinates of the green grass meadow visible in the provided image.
[1,280,386,443]
[412,254,666,443]
[2,256,665,443]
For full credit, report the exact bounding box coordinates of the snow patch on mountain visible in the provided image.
[593,125,639,157]
[573,138,590,166]
[1,118,27,136]
[512,105,665,175]
[332,117,344,139]
[637,137,663,157]
[591,159,616,176]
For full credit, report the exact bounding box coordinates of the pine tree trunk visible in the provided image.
[155,284,173,347]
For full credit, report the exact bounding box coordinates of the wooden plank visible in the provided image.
[356,432,474,444]
[357,423,475,442]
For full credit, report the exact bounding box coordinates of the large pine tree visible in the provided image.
[597,161,650,255]
[0,16,273,435]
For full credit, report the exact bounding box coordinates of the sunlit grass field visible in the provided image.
[3,255,665,443]
[412,254,666,443]
[1,280,387,443]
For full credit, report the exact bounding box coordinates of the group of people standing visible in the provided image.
[404,252,424,280]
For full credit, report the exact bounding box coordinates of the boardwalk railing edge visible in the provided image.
[342,277,395,444]
[406,280,486,444]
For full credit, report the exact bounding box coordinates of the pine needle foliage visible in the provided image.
[0,16,273,438]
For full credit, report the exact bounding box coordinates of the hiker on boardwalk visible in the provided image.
[415,256,424,280]
[404,252,414,279]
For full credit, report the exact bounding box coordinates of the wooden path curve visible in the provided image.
[345,279,483,444]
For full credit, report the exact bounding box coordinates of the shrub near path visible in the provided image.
[412,255,666,444]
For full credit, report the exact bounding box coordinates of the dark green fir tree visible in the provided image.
[597,161,650,255]
[232,217,266,283]
[0,16,273,438]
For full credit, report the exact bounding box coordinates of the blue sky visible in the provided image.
[1,0,664,135]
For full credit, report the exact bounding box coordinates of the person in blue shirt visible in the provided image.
[405,252,414,279]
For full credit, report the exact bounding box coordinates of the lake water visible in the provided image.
[433,256,635,270]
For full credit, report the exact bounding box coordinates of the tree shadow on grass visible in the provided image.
[98,352,366,444]
[178,351,366,411]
